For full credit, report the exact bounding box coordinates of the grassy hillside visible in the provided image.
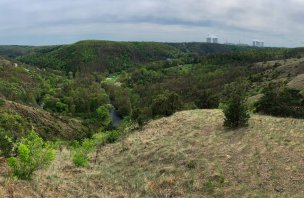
[1,109,303,197]
[0,100,88,140]
[250,56,304,94]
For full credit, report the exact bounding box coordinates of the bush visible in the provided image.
[255,84,304,118]
[72,152,89,167]
[104,130,121,143]
[7,130,56,180]
[96,104,112,129]
[151,91,182,117]
[221,80,250,128]
[72,139,95,167]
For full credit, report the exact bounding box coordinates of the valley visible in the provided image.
[0,41,303,197]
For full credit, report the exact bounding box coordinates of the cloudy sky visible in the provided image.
[0,0,303,47]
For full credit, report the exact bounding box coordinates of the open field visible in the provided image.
[0,109,303,197]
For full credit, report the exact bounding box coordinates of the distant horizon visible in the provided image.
[0,39,294,48]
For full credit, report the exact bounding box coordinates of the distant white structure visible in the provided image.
[206,34,219,44]
[253,40,264,47]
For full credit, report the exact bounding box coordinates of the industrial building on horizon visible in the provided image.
[205,35,265,47]
[206,34,218,44]
[253,40,264,47]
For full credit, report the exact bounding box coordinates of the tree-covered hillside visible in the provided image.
[18,41,179,73]
[15,41,286,74]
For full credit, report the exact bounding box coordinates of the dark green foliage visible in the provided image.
[41,74,110,115]
[0,98,5,106]
[221,80,250,128]
[7,130,56,180]
[96,104,112,129]
[102,83,132,117]
[125,62,248,124]
[255,84,304,118]
[167,42,253,55]
[151,91,182,117]
[104,130,121,143]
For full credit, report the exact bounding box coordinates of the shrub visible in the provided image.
[72,139,95,167]
[151,91,182,117]
[221,80,250,128]
[255,84,304,118]
[104,130,121,143]
[7,130,56,180]
[72,152,89,167]
[96,104,112,129]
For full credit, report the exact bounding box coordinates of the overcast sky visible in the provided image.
[0,0,303,47]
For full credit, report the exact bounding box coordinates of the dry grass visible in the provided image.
[1,109,304,197]
[288,74,304,91]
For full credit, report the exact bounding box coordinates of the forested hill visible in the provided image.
[17,41,179,73]
[166,42,253,54]
[0,40,268,73]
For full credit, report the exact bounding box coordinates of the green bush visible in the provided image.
[104,130,121,143]
[7,130,56,180]
[96,104,112,129]
[72,139,95,167]
[72,152,89,167]
[221,80,250,128]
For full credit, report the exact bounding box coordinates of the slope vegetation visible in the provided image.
[0,100,88,140]
[1,109,303,197]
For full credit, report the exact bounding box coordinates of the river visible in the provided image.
[110,106,123,127]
